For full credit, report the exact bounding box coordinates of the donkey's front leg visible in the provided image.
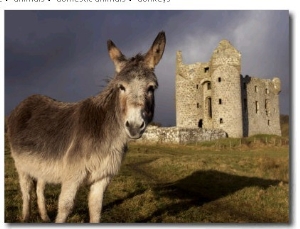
[88,177,111,223]
[55,182,80,223]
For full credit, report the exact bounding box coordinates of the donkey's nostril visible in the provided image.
[125,120,146,138]
[140,121,145,129]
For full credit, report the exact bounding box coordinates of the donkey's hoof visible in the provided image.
[41,215,51,222]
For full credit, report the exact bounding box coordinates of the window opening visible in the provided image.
[244,99,247,111]
[198,119,203,128]
[255,101,259,113]
[208,97,212,118]
[265,88,269,94]
[207,82,211,90]
[265,99,270,116]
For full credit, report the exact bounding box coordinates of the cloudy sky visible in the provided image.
[5,10,289,126]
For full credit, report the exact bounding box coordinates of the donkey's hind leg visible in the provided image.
[36,180,50,222]
[18,170,33,222]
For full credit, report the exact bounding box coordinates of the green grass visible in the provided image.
[5,137,289,223]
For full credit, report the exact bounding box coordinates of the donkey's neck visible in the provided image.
[78,85,127,146]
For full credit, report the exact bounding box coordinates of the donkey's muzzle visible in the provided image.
[125,121,146,139]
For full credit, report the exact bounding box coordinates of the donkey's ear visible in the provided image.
[144,31,166,69]
[107,40,127,73]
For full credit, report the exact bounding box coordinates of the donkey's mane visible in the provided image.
[129,53,145,63]
[93,77,119,108]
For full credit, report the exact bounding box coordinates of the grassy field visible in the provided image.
[5,135,289,223]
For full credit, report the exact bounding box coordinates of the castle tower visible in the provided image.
[176,51,201,128]
[209,40,243,137]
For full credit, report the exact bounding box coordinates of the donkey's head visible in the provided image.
[107,31,166,139]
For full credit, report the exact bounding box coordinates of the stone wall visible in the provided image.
[242,76,281,136]
[136,126,227,144]
[176,51,208,128]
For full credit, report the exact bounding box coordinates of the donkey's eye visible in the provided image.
[147,85,155,94]
[119,84,126,92]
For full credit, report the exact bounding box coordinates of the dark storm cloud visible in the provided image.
[5,10,289,126]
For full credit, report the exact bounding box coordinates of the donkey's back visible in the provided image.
[8,94,76,160]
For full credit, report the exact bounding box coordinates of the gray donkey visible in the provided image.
[7,31,166,223]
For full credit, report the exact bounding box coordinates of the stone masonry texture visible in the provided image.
[136,126,227,144]
[175,40,281,138]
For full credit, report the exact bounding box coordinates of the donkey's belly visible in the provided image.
[11,151,85,184]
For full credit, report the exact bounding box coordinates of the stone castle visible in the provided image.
[137,39,282,144]
[176,39,282,138]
